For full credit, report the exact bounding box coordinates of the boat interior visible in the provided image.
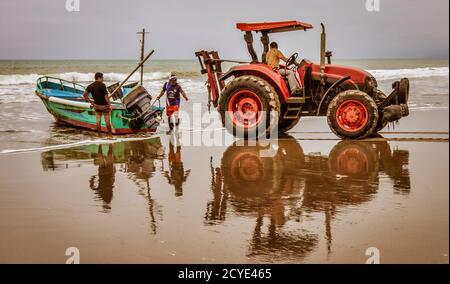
[36,76,137,103]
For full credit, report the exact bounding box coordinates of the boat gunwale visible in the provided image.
[35,83,126,110]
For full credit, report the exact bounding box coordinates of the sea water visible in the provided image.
[0,59,448,151]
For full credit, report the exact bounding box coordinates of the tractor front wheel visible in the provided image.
[327,90,379,139]
[219,75,280,138]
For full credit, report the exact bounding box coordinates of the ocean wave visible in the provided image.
[0,74,40,86]
[369,67,449,80]
[0,67,447,86]
[0,85,40,103]
[409,106,449,111]
[0,71,173,86]
[0,78,205,104]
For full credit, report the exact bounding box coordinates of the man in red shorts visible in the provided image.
[156,73,189,131]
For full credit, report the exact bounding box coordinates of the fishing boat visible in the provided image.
[35,76,164,134]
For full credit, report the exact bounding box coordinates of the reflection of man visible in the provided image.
[164,144,191,197]
[266,42,300,94]
[89,144,116,210]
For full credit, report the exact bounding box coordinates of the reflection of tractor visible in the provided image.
[220,138,304,198]
[328,140,411,194]
[206,137,411,257]
[196,21,410,139]
[219,138,410,201]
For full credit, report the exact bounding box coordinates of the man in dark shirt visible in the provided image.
[83,72,113,136]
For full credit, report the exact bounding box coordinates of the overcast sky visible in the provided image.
[0,0,448,60]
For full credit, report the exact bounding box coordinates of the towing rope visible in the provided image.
[294,137,448,142]
[288,131,449,142]
[290,131,449,135]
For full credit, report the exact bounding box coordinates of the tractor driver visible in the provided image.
[266,42,301,94]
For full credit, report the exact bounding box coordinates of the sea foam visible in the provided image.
[368,67,449,80]
[0,67,447,86]
[0,71,171,86]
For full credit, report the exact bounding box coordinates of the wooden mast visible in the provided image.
[137,28,149,85]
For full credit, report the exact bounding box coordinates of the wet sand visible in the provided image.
[0,109,448,264]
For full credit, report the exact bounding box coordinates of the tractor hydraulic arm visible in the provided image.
[195,50,225,108]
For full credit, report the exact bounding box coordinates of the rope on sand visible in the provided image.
[385,137,449,142]
[295,137,449,142]
[290,131,449,135]
[380,131,449,135]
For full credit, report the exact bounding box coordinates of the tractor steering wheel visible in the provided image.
[285,53,299,68]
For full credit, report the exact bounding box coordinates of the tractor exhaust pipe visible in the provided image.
[320,23,326,78]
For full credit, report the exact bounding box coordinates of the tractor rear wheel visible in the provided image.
[327,90,379,139]
[219,75,280,138]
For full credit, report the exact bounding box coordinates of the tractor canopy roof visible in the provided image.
[236,20,313,34]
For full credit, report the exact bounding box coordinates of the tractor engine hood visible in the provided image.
[309,63,374,86]
[306,62,378,97]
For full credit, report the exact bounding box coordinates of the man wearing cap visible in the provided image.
[156,73,189,131]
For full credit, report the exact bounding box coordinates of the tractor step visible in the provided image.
[283,95,308,120]
[283,116,300,120]
[283,106,302,120]
[287,97,306,104]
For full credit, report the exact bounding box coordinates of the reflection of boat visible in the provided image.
[41,138,163,171]
[206,136,411,259]
[35,76,163,134]
[41,137,164,233]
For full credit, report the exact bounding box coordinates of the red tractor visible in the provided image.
[195,20,410,139]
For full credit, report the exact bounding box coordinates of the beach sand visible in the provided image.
[0,109,448,264]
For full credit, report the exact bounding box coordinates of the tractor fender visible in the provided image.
[220,64,291,102]
[316,76,352,115]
